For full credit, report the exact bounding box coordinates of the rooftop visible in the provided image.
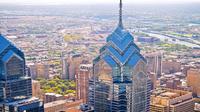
[45,93,63,97]
[160,92,179,98]
[151,88,193,106]
[44,100,83,111]
[44,100,66,108]
[0,34,10,54]
[152,88,191,98]
[5,97,41,107]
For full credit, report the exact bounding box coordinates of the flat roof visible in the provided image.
[6,97,41,106]
[160,92,179,98]
[44,100,66,108]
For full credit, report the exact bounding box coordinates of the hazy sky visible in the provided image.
[0,0,200,5]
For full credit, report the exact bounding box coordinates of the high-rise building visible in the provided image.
[145,52,162,78]
[28,62,49,79]
[145,52,162,89]
[0,34,44,112]
[187,68,200,97]
[76,64,92,103]
[32,80,43,99]
[66,54,83,80]
[150,88,194,112]
[61,57,70,79]
[88,0,151,111]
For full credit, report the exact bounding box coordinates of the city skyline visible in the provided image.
[0,0,200,111]
[0,0,200,5]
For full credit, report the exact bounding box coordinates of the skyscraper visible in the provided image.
[76,64,92,103]
[145,52,162,78]
[88,0,151,112]
[187,68,200,97]
[61,57,70,79]
[0,34,44,112]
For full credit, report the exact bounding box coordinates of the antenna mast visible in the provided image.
[119,0,123,28]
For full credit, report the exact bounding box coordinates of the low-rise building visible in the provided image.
[44,93,64,103]
[150,88,194,112]
[44,100,83,112]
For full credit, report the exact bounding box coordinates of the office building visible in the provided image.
[187,68,200,97]
[88,0,151,111]
[150,88,194,112]
[66,54,83,80]
[61,57,70,79]
[44,99,83,112]
[2,97,44,112]
[44,93,64,103]
[145,52,162,89]
[32,80,43,99]
[0,34,44,112]
[28,62,49,79]
[145,52,162,78]
[76,64,92,103]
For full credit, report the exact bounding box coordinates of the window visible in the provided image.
[6,55,24,76]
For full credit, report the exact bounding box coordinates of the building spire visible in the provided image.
[119,0,123,28]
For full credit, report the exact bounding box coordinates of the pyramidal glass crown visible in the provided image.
[94,0,146,77]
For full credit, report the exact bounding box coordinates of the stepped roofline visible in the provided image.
[0,34,24,60]
[94,0,146,67]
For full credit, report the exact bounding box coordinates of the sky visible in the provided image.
[0,0,200,5]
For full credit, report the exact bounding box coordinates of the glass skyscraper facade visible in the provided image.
[0,34,44,112]
[88,0,151,112]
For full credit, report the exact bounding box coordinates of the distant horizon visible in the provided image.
[0,0,200,5]
[1,2,200,6]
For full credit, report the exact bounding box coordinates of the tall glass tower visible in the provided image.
[88,0,151,112]
[0,34,44,112]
